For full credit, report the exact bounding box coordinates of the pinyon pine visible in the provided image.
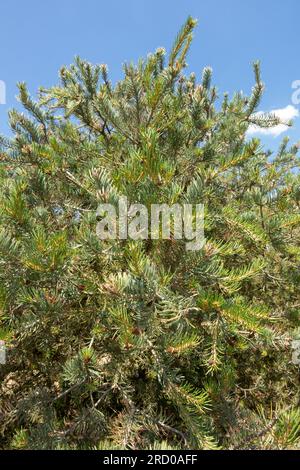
[0,17,299,450]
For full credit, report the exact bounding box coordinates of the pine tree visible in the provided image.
[0,17,299,450]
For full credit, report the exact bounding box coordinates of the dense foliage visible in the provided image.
[0,18,299,450]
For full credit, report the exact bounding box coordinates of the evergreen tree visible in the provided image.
[0,17,299,450]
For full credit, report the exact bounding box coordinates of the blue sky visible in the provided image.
[0,0,300,152]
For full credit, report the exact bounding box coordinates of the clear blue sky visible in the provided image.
[1,0,300,151]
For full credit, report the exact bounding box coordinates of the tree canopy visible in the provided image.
[0,17,299,450]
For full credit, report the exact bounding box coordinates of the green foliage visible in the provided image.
[0,18,299,450]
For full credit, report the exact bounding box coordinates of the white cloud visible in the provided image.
[247,105,299,137]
